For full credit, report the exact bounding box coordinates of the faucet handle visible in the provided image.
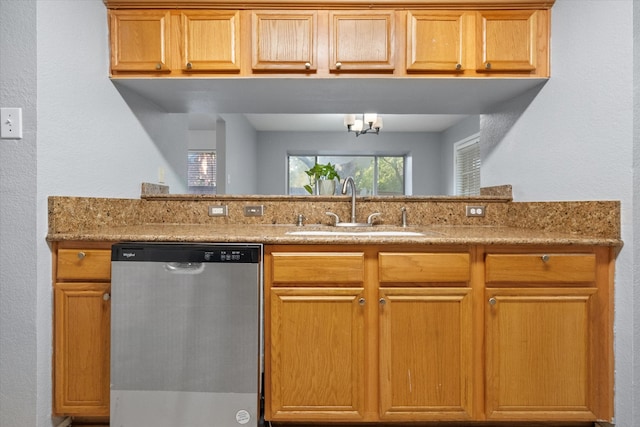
[325,211,340,226]
[367,212,382,225]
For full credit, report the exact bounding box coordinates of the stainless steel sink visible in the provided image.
[286,229,435,237]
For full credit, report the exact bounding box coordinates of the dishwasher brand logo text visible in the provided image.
[122,252,137,258]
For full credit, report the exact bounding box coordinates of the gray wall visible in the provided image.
[0,1,637,426]
[218,114,259,194]
[255,131,443,195]
[0,1,37,425]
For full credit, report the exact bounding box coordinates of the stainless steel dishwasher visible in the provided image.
[110,243,263,427]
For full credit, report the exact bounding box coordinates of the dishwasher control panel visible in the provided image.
[111,243,261,264]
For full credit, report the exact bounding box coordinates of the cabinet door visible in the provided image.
[406,11,468,73]
[267,287,365,421]
[109,10,171,73]
[476,10,538,72]
[485,288,598,421]
[180,11,240,72]
[379,287,473,421]
[252,11,317,72]
[54,283,111,416]
[329,11,395,72]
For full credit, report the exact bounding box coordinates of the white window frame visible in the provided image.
[453,134,481,196]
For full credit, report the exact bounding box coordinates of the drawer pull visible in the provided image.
[541,254,550,263]
[379,298,386,306]
[488,297,497,306]
[103,293,110,301]
[77,252,86,260]
[358,297,365,306]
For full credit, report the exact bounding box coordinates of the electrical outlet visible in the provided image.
[1,107,23,139]
[208,205,228,217]
[466,205,486,217]
[244,205,264,217]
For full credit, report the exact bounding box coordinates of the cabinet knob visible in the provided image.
[77,251,86,260]
[155,63,162,70]
[541,254,550,263]
[485,62,492,70]
[186,62,193,70]
[456,63,462,70]
[358,297,365,306]
[335,62,342,69]
[488,297,497,306]
[305,62,311,70]
[379,298,386,305]
[103,293,111,301]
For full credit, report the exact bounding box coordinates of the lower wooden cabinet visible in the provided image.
[265,244,614,424]
[265,245,476,422]
[54,283,111,416]
[379,287,473,421]
[53,243,112,417]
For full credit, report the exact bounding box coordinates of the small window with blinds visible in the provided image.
[187,150,216,194]
[454,136,480,196]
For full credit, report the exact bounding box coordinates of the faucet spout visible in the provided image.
[341,176,357,223]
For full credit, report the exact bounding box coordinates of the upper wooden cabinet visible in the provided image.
[108,3,552,78]
[180,10,240,72]
[406,11,470,73]
[329,11,395,72]
[251,11,317,72]
[476,10,545,73]
[110,10,171,72]
[109,9,240,75]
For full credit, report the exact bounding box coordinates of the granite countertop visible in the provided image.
[46,223,622,247]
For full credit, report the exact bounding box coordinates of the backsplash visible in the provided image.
[48,195,620,239]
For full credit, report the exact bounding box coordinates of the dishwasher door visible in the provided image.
[110,243,262,427]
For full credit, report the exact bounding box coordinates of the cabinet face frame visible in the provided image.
[109,10,171,72]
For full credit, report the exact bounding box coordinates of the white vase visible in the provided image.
[317,179,336,195]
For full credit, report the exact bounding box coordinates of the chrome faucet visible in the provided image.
[342,176,357,223]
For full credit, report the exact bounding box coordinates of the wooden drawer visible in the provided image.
[57,249,112,281]
[485,253,596,284]
[270,252,364,285]
[378,252,470,283]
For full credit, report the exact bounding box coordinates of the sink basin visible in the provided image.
[286,230,431,237]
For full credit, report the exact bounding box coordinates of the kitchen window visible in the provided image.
[288,155,405,196]
[454,136,480,196]
[187,150,216,194]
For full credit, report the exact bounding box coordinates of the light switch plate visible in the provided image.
[1,108,23,139]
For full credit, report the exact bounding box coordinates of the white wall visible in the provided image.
[255,131,443,195]
[0,0,637,426]
[0,1,37,426]
[481,1,635,424]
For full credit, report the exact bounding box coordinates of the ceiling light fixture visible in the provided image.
[344,113,383,137]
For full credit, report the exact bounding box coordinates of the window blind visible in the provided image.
[455,139,480,196]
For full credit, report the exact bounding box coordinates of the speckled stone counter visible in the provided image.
[47,195,622,248]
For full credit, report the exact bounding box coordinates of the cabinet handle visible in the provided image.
[103,293,111,301]
[305,62,311,70]
[456,63,462,70]
[186,62,193,70]
[358,297,365,306]
[485,62,492,70]
[488,297,497,306]
[541,254,550,263]
[379,298,386,306]
[155,63,162,70]
[335,62,342,69]
[77,251,86,260]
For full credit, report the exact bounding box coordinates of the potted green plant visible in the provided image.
[304,162,341,195]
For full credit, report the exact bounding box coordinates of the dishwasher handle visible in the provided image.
[164,262,205,274]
